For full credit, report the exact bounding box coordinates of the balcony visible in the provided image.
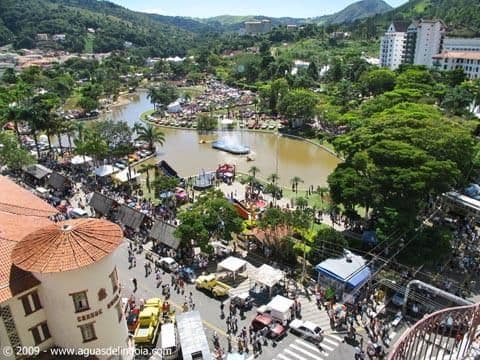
[388,303,480,360]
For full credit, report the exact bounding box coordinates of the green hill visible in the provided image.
[373,0,480,36]
[315,0,392,24]
[0,0,200,55]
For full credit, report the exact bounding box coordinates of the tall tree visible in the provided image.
[134,122,165,152]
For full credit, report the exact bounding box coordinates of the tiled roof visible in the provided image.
[0,176,57,303]
[12,219,124,273]
[251,225,291,245]
[433,51,480,60]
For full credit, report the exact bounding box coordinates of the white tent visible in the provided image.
[252,264,284,289]
[71,155,92,165]
[217,256,247,280]
[95,164,118,177]
[112,168,140,183]
[221,118,234,125]
[267,295,294,315]
[167,101,182,113]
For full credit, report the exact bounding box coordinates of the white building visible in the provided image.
[380,20,447,69]
[380,22,409,70]
[443,37,480,52]
[0,176,131,359]
[433,51,480,79]
[413,20,446,67]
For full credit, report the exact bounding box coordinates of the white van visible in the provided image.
[160,323,179,360]
[70,208,89,219]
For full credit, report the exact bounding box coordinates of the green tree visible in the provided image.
[0,131,34,171]
[442,85,474,116]
[134,122,165,151]
[196,113,217,131]
[278,88,318,127]
[290,176,304,193]
[308,227,348,264]
[361,69,396,96]
[175,190,242,250]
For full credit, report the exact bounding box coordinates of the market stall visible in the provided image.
[217,256,247,280]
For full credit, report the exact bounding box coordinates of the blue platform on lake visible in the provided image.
[211,140,250,155]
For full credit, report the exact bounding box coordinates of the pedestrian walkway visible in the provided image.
[274,335,343,360]
[298,295,332,331]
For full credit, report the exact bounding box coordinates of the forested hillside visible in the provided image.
[370,0,480,36]
[0,0,197,55]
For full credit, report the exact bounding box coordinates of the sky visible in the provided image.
[109,0,408,19]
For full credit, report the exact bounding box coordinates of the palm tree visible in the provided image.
[290,176,304,194]
[248,166,260,178]
[138,163,156,192]
[295,197,308,210]
[63,121,76,151]
[147,87,160,111]
[267,173,279,185]
[267,173,280,205]
[134,122,165,152]
[248,166,260,188]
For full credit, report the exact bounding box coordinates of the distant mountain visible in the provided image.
[196,0,392,31]
[372,0,480,36]
[197,15,307,32]
[315,0,393,24]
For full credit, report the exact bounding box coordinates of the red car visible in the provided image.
[127,307,140,333]
[251,314,287,339]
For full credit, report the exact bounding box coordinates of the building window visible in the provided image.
[70,291,90,313]
[29,322,51,345]
[109,268,119,293]
[20,290,42,316]
[79,322,97,343]
[115,301,123,322]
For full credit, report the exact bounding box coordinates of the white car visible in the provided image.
[158,257,179,272]
[290,319,323,342]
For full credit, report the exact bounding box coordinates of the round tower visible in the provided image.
[12,219,129,357]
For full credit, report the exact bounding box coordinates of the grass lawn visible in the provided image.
[64,91,82,110]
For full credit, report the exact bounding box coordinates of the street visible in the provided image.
[115,240,407,360]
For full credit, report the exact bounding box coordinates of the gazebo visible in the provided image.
[217,256,247,280]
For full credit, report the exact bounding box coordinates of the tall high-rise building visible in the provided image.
[379,22,410,70]
[413,20,446,67]
[380,20,446,70]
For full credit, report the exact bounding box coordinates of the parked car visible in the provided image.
[178,267,196,283]
[391,293,405,307]
[158,257,179,272]
[290,319,323,342]
[251,314,287,339]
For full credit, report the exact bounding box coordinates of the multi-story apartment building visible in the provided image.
[413,20,446,67]
[244,20,272,35]
[443,37,480,52]
[433,51,480,79]
[380,22,409,70]
[380,20,446,69]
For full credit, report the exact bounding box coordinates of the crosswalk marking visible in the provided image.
[284,348,309,360]
[290,343,322,358]
[328,334,343,342]
[294,339,323,354]
[323,337,339,346]
[277,354,291,360]
[319,342,334,352]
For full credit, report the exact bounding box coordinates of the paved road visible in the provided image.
[114,240,407,359]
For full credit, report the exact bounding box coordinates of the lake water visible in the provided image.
[102,91,340,189]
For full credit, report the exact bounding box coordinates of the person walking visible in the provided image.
[132,278,137,292]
